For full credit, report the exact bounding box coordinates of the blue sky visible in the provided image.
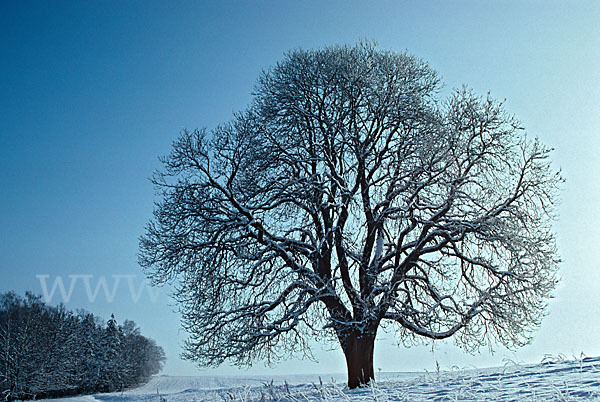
[1,1,599,376]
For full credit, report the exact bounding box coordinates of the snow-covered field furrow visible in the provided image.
[42,356,600,401]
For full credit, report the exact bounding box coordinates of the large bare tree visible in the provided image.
[139,43,561,388]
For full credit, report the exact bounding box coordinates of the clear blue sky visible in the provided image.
[1,0,599,376]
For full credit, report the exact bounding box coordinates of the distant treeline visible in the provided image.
[0,292,166,401]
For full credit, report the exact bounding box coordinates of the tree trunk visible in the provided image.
[343,332,376,389]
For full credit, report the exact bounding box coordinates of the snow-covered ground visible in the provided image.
[42,355,600,401]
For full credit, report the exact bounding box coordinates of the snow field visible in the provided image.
[43,355,600,401]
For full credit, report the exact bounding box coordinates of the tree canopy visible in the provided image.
[0,292,166,400]
[140,42,561,388]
